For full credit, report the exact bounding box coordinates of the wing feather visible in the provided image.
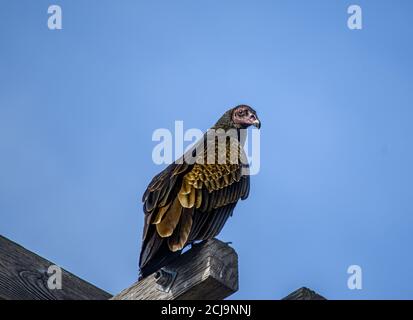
[140,131,252,278]
[168,208,193,251]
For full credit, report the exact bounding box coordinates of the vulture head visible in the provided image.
[213,105,261,130]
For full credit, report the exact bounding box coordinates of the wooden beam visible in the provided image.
[282,287,327,300]
[1,234,329,301]
[112,239,238,300]
[0,235,111,300]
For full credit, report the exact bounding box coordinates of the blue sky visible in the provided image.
[1,0,413,299]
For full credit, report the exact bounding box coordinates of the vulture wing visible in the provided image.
[139,132,250,278]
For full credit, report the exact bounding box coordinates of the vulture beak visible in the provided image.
[252,118,261,129]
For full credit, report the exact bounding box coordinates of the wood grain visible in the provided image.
[112,239,238,300]
[0,235,111,300]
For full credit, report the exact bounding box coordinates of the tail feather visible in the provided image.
[139,226,181,279]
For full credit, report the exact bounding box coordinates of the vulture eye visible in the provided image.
[237,110,244,116]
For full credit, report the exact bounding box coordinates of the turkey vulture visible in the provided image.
[139,105,261,278]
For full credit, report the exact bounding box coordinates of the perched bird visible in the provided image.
[139,105,261,278]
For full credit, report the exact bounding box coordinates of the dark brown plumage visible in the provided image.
[139,105,261,278]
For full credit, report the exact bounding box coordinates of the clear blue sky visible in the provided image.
[1,0,412,299]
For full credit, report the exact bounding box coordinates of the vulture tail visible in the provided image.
[139,236,181,279]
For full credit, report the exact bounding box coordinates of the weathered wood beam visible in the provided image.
[1,234,324,301]
[282,287,327,300]
[112,239,238,300]
[0,235,111,300]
